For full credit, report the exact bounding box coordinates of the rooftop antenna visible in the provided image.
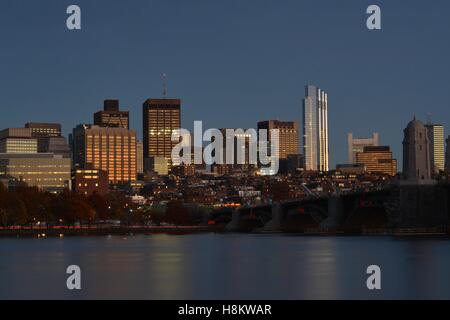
[161,73,167,99]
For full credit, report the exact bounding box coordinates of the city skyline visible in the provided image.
[1,1,450,167]
[3,0,450,304]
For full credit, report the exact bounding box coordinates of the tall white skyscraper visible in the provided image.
[302,85,329,171]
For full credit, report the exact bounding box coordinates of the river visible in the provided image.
[1,234,450,299]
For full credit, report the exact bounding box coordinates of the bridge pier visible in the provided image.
[225,208,241,232]
[263,202,282,232]
[321,195,343,229]
[396,184,448,228]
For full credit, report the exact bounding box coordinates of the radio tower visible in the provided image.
[162,73,167,99]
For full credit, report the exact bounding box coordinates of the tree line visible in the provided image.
[0,183,199,227]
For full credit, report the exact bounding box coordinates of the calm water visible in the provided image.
[1,234,450,300]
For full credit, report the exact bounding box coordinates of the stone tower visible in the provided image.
[402,117,431,181]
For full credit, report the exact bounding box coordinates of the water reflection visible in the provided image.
[1,235,450,299]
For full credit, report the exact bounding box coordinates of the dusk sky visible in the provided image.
[1,0,449,166]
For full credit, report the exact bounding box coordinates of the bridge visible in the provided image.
[209,184,450,234]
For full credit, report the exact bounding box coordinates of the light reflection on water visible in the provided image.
[1,234,450,299]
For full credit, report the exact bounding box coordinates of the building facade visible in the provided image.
[0,153,71,192]
[72,125,137,184]
[425,124,445,173]
[40,136,71,158]
[0,128,37,154]
[302,85,329,171]
[25,122,70,157]
[143,98,181,167]
[257,121,299,160]
[25,122,61,136]
[73,168,109,196]
[347,132,380,164]
[356,146,397,176]
[94,100,129,129]
[402,117,431,181]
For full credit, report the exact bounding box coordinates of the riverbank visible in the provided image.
[1,226,449,237]
[0,226,219,237]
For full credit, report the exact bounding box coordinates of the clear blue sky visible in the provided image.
[1,0,449,166]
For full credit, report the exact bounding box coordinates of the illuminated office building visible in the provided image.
[94,100,130,129]
[356,146,397,177]
[25,122,61,138]
[73,167,109,196]
[142,98,181,168]
[257,121,299,160]
[0,153,71,192]
[72,125,137,184]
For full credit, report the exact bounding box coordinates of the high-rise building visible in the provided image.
[257,121,299,160]
[355,146,397,176]
[94,100,129,129]
[347,133,380,164]
[0,128,37,154]
[302,85,329,171]
[0,153,71,192]
[72,125,137,184]
[425,124,445,173]
[142,98,181,165]
[402,117,431,181]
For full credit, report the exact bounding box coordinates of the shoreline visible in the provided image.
[0,226,449,238]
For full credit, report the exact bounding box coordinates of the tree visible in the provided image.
[165,201,191,226]
[88,193,109,221]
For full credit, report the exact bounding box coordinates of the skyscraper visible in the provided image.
[425,124,445,173]
[347,133,380,164]
[302,85,329,171]
[72,124,137,184]
[94,100,129,129]
[142,98,181,164]
[402,117,431,181]
[257,121,299,160]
